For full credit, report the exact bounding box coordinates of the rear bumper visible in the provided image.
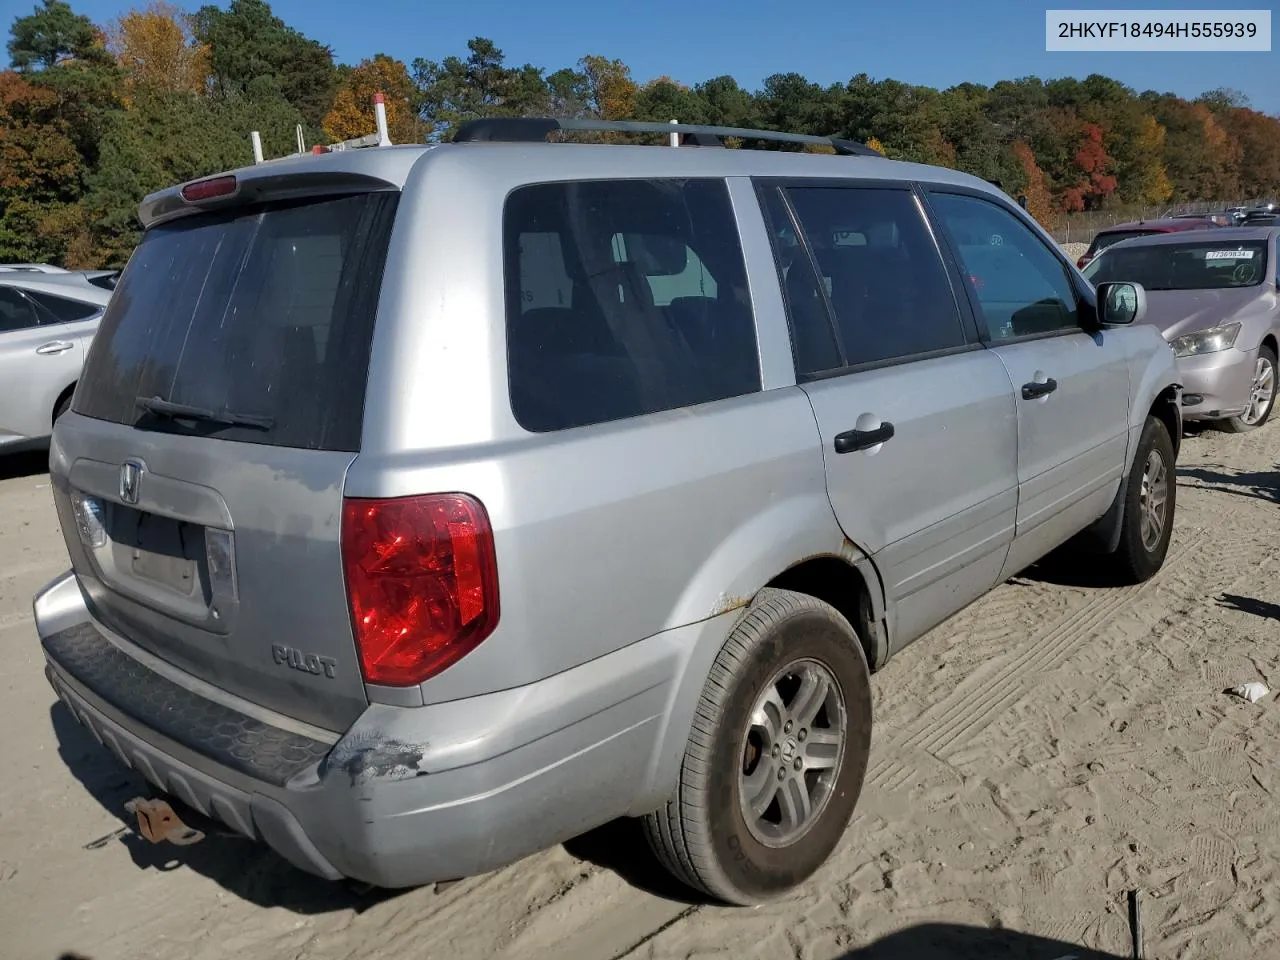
[35,570,690,888]
[1177,345,1257,421]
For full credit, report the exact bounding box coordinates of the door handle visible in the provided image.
[834,422,895,454]
[1021,378,1058,400]
[35,340,74,356]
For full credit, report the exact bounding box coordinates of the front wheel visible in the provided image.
[1103,415,1176,584]
[644,588,872,905]
[1223,345,1276,433]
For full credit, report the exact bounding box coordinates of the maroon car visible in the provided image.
[1077,217,1221,269]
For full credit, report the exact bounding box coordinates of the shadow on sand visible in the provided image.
[835,923,1127,958]
[1178,463,1279,505]
[0,448,49,481]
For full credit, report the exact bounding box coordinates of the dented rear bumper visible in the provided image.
[34,569,680,888]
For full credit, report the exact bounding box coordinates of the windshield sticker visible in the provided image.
[1205,249,1255,260]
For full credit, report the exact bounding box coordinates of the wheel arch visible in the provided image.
[52,381,77,430]
[631,532,889,816]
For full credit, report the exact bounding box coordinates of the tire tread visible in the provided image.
[643,588,862,903]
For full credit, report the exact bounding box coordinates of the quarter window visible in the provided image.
[764,185,967,376]
[504,179,760,432]
[929,192,1080,340]
[27,291,101,323]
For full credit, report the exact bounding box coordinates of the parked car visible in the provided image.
[33,117,1183,906]
[1083,227,1278,432]
[1076,217,1221,270]
[1242,212,1280,226]
[0,262,71,273]
[1170,212,1233,227]
[0,273,111,452]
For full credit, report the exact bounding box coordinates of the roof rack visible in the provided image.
[451,117,885,157]
[250,94,393,164]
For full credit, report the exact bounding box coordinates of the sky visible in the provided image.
[34,0,1280,115]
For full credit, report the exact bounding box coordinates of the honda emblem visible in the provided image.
[119,459,143,505]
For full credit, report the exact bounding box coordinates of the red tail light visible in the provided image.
[341,494,499,687]
[1077,256,1088,269]
[180,175,237,202]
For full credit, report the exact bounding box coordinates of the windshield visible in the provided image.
[74,191,399,451]
[1086,230,1155,257]
[1082,240,1269,291]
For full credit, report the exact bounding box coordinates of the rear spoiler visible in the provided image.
[139,95,412,229]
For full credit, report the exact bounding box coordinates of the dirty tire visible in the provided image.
[1223,344,1276,434]
[1103,415,1176,585]
[643,588,872,906]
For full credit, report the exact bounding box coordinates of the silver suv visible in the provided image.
[33,118,1182,906]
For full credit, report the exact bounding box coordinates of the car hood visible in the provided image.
[1143,287,1273,340]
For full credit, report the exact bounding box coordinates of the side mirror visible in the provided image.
[1096,281,1146,326]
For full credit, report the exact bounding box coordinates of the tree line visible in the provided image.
[3,0,1279,268]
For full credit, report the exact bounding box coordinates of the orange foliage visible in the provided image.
[1013,140,1057,229]
[322,54,420,144]
[109,2,210,100]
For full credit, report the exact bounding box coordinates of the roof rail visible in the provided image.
[451,117,885,157]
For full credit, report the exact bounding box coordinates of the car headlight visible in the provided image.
[1169,322,1242,358]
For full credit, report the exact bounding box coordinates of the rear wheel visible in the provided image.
[1223,345,1276,433]
[644,588,872,905]
[1102,415,1175,584]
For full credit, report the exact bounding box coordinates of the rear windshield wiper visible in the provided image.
[135,395,275,431]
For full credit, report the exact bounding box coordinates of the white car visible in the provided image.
[0,273,112,452]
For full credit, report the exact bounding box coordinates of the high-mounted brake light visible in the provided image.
[341,494,500,687]
[180,176,237,203]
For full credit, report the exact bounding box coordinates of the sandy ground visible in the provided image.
[1,417,1277,960]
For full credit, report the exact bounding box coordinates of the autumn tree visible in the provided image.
[579,55,637,120]
[109,2,209,100]
[322,53,420,144]
[0,70,84,261]
[1131,115,1173,204]
[1219,105,1280,200]
[1061,122,1118,210]
[1012,140,1056,228]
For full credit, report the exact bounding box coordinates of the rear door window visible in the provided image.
[760,184,968,376]
[74,192,399,451]
[504,179,760,433]
[0,288,40,332]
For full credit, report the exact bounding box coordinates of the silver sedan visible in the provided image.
[1083,226,1279,433]
[0,273,112,452]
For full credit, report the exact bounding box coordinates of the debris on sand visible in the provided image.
[1226,682,1270,704]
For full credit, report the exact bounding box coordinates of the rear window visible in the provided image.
[74,192,398,451]
[1083,240,1269,291]
[504,178,760,433]
[1087,229,1154,256]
